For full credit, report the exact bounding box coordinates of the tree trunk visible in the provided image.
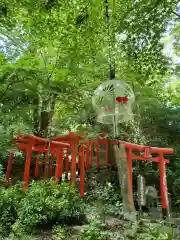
[32,92,57,138]
[39,93,57,138]
[33,97,40,136]
[40,110,50,138]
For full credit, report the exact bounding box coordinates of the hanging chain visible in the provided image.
[104,0,117,137]
[104,0,115,80]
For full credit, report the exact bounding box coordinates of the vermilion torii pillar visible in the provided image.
[52,132,85,185]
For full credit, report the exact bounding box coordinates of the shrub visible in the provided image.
[52,225,70,240]
[104,201,123,217]
[0,233,36,240]
[87,182,123,217]
[124,220,175,240]
[87,182,121,205]
[0,164,4,184]
[79,220,112,240]
[0,184,24,236]
[15,180,86,233]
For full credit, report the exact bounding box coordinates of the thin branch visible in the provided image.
[143,0,161,18]
[40,46,60,84]
[0,73,25,101]
[0,83,25,102]
[0,73,17,101]
[2,25,27,44]
[47,46,61,82]
[0,83,12,101]
[0,30,25,52]
[172,11,180,18]
[39,50,49,80]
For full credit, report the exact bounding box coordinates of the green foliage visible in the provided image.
[0,0,179,239]
[88,182,121,204]
[87,182,123,218]
[124,220,175,240]
[14,180,86,233]
[0,184,24,236]
[0,164,4,184]
[0,180,86,237]
[79,220,112,240]
[0,233,36,240]
[0,0,177,168]
[79,219,175,240]
[52,225,70,240]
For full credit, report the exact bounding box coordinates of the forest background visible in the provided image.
[0,0,180,201]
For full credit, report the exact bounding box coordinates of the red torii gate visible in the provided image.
[80,137,173,217]
[5,132,85,189]
[5,131,173,217]
[5,133,70,189]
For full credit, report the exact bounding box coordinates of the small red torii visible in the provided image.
[80,136,173,217]
[5,132,84,190]
[5,133,70,189]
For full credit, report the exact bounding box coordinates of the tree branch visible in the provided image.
[0,73,17,101]
[39,50,49,80]
[143,0,161,18]
[172,11,180,18]
[47,46,61,83]
[40,46,60,84]
[0,73,24,101]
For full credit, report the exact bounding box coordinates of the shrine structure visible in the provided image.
[81,138,173,217]
[5,132,81,189]
[5,131,173,217]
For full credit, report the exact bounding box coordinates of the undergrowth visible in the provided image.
[86,182,123,218]
[52,225,70,240]
[0,176,179,240]
[79,220,113,240]
[0,164,4,184]
[0,179,86,238]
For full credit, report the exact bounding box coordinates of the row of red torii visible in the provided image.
[5,131,173,215]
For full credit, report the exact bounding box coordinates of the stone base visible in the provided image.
[124,212,137,221]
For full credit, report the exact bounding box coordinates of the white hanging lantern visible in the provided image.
[92,80,135,124]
